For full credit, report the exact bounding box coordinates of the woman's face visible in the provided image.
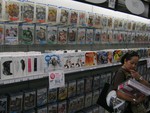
[124,56,139,71]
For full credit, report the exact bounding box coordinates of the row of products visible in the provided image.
[0,65,149,113]
[0,0,149,32]
[0,72,113,113]
[0,23,150,45]
[0,48,149,80]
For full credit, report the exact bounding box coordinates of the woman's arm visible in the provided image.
[130,70,150,87]
[117,90,135,102]
[114,69,147,104]
[116,90,145,104]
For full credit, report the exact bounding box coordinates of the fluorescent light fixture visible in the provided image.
[85,0,107,4]
[125,0,145,15]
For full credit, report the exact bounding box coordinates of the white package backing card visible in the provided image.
[108,16,113,29]
[26,52,44,76]
[101,29,108,44]
[25,55,33,76]
[87,12,94,27]
[113,18,119,30]
[74,51,85,69]
[78,11,87,27]
[13,55,27,78]
[68,27,77,44]
[94,14,102,28]
[86,29,94,44]
[35,25,47,44]
[69,9,78,26]
[5,23,18,45]
[44,52,63,72]
[101,15,108,28]
[47,5,58,24]
[0,23,4,45]
[117,19,124,30]
[22,1,35,23]
[20,24,34,45]
[59,7,69,25]
[62,52,76,70]
[94,29,101,44]
[47,26,57,44]
[32,54,44,75]
[127,20,132,31]
[5,0,21,21]
[0,56,14,80]
[123,20,128,30]
[35,3,46,23]
[77,28,86,44]
[0,0,2,20]
[107,30,113,43]
[58,27,67,44]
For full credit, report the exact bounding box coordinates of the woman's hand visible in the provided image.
[130,70,141,80]
[130,69,150,88]
[132,95,146,105]
[136,95,146,103]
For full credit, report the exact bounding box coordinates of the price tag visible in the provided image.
[29,76,33,80]
[10,79,15,83]
[34,75,39,79]
[43,74,47,77]
[38,75,42,79]
[49,70,65,89]
[4,80,10,84]
[80,68,84,71]
[0,80,4,85]
[23,77,28,81]
[15,78,20,83]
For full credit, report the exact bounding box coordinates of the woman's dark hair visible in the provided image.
[120,51,139,64]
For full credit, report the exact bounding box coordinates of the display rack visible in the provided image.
[0,58,147,90]
[0,55,149,113]
[0,43,149,52]
[0,0,150,112]
[0,58,147,86]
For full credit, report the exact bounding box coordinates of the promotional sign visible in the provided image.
[49,70,65,89]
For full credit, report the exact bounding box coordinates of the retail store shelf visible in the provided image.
[0,74,46,85]
[0,58,146,85]
[64,62,121,74]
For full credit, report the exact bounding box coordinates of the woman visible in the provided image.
[113,51,150,113]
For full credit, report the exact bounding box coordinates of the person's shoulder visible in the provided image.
[117,67,124,73]
[116,67,127,76]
